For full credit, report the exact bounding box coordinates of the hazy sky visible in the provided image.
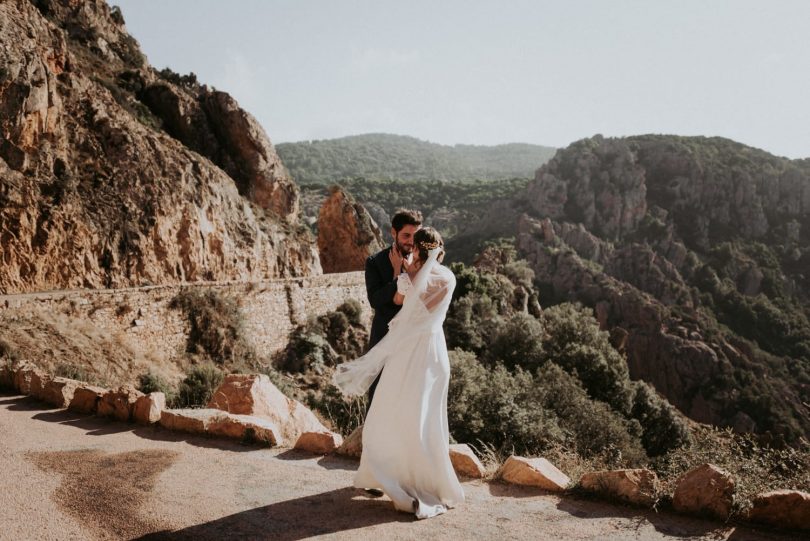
[115,0,810,158]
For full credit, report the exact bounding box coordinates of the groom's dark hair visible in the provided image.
[391,209,422,232]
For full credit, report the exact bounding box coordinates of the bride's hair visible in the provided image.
[413,227,444,263]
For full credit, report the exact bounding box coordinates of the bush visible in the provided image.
[171,363,224,408]
[484,312,544,370]
[137,371,175,402]
[448,349,565,454]
[539,304,634,414]
[0,339,19,362]
[533,364,647,465]
[170,289,254,364]
[306,385,367,435]
[336,299,364,326]
[631,380,691,456]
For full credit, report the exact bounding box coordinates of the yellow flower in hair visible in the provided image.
[419,240,441,250]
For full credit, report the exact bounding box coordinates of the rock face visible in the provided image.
[0,0,319,294]
[579,469,658,507]
[68,384,106,414]
[40,376,79,408]
[518,134,810,443]
[207,373,333,446]
[672,464,735,519]
[317,187,385,273]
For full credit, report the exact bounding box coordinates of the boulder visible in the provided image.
[207,374,330,446]
[97,385,144,422]
[748,490,810,531]
[68,384,107,414]
[132,392,166,425]
[335,425,363,458]
[498,456,569,492]
[294,430,344,454]
[579,469,659,507]
[673,463,735,519]
[40,377,80,408]
[13,363,47,395]
[159,408,218,434]
[207,413,280,446]
[317,187,385,273]
[449,444,485,479]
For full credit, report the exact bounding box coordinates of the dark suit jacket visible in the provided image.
[365,246,402,349]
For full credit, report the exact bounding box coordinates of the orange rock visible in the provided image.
[294,430,343,454]
[13,363,47,395]
[0,363,13,390]
[207,374,330,446]
[673,463,735,519]
[498,456,569,491]
[579,469,658,507]
[317,187,385,273]
[449,444,485,479]
[335,425,363,458]
[207,413,280,446]
[98,386,143,422]
[133,392,166,425]
[748,490,810,531]
[69,384,107,414]
[159,408,216,434]
[40,377,80,408]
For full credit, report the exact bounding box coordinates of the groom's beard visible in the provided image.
[396,241,412,257]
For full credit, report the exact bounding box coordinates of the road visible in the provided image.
[0,393,797,541]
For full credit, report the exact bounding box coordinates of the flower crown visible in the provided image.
[418,240,441,250]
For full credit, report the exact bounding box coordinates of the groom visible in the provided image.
[364,208,422,406]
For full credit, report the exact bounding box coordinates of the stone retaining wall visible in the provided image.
[0,272,369,359]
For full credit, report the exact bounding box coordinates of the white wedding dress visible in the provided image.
[333,248,464,519]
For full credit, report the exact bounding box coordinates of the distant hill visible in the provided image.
[276,133,557,183]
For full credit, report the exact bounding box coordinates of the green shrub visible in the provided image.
[448,349,565,454]
[306,385,367,435]
[171,363,224,408]
[631,380,691,456]
[539,303,634,414]
[336,299,364,326]
[170,289,254,364]
[484,312,544,370]
[533,363,647,465]
[137,371,175,402]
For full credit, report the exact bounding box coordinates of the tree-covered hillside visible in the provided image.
[277,133,556,183]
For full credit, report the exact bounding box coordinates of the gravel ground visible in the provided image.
[0,392,799,541]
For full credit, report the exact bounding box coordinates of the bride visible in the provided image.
[333,227,464,519]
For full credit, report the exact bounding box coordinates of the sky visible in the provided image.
[114,0,810,159]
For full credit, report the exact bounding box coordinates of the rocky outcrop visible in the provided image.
[317,187,384,273]
[0,0,319,294]
[68,384,105,413]
[97,385,143,422]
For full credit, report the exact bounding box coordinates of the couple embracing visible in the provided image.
[333,209,464,519]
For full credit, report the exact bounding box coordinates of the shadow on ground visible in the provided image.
[135,487,411,541]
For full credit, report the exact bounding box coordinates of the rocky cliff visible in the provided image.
[317,186,384,273]
[0,0,320,294]
[519,135,810,443]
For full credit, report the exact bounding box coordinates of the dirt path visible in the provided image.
[0,393,796,541]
